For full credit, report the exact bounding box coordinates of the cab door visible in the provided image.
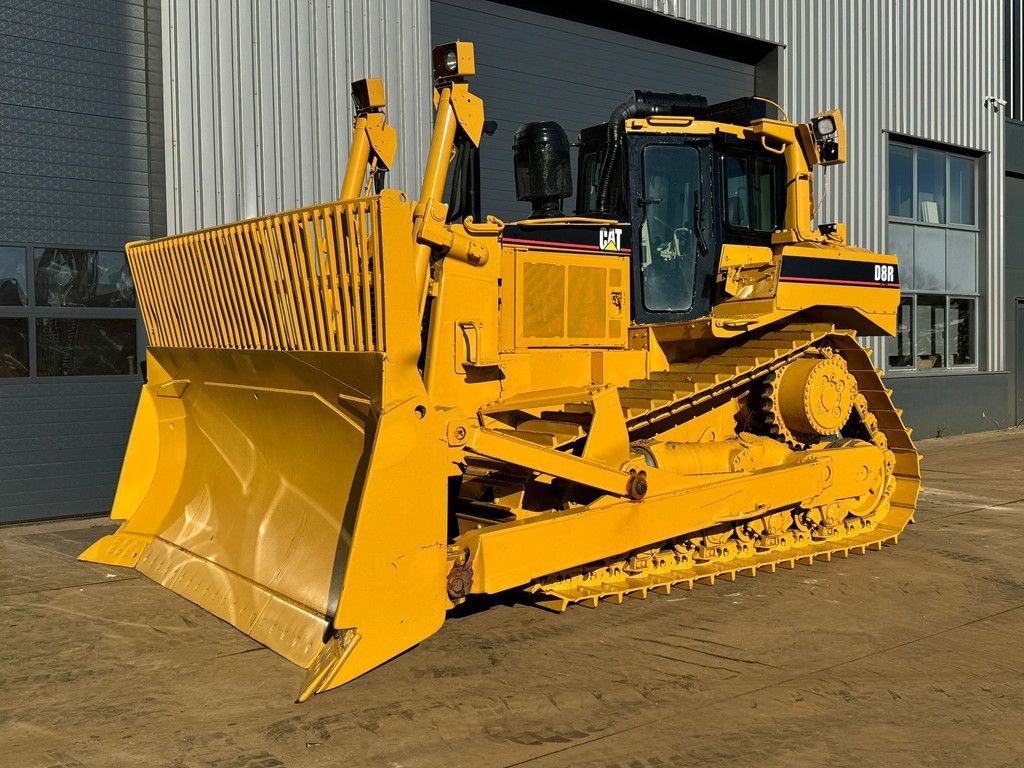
[627,136,716,325]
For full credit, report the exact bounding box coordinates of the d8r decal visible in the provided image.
[779,256,900,288]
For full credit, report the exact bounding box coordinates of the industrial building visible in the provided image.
[0,0,1020,523]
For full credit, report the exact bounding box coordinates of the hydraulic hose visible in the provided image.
[595,91,707,214]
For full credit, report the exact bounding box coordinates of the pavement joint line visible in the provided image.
[1,575,143,599]
[922,468,1001,477]
[501,600,1024,767]
[914,496,1024,526]
[0,518,112,535]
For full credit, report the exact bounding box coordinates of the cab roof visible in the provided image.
[579,96,772,142]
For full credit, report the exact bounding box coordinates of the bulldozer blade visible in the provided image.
[81,346,450,697]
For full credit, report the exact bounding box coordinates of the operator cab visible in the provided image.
[575,94,785,325]
[445,92,794,328]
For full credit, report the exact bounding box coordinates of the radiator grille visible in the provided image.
[127,198,385,352]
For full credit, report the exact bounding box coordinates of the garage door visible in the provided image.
[0,0,161,523]
[432,0,760,221]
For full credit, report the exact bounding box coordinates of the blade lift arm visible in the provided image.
[412,43,501,314]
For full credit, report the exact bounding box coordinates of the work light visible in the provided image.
[432,42,476,82]
[804,109,846,166]
[813,114,837,138]
[351,78,386,113]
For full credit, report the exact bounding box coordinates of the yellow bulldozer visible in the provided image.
[82,42,920,700]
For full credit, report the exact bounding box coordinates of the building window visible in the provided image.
[888,145,914,218]
[889,294,977,370]
[886,140,980,373]
[0,245,140,379]
[915,148,946,223]
[0,247,30,377]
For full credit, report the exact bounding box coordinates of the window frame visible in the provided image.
[627,134,716,326]
[886,142,979,232]
[718,144,785,245]
[885,137,983,376]
[0,242,144,382]
[637,142,703,314]
[885,293,979,375]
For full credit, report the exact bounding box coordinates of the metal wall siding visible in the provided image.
[162,0,432,233]
[624,0,786,43]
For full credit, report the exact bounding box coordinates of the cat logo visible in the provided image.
[874,264,896,283]
[599,227,623,251]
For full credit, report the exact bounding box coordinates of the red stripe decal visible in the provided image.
[780,276,900,288]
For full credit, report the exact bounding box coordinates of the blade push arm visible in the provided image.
[339,78,397,201]
[412,43,495,311]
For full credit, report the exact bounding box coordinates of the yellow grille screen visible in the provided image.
[127,198,385,352]
[522,262,565,338]
[567,265,606,338]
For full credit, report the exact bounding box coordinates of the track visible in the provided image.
[527,323,922,611]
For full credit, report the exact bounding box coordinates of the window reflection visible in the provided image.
[915,294,946,368]
[36,318,137,376]
[888,145,913,218]
[753,156,775,231]
[949,156,975,226]
[724,156,751,228]
[0,318,29,377]
[949,298,976,365]
[0,247,27,306]
[916,148,946,224]
[724,153,777,232]
[579,150,625,219]
[888,297,914,368]
[34,249,136,308]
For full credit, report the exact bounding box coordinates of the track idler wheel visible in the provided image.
[763,349,857,448]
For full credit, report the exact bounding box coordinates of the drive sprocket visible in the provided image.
[762,348,857,448]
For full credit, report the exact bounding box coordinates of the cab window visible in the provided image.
[578,145,625,218]
[723,151,780,234]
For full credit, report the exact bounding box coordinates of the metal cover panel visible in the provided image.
[567,265,606,338]
[913,226,946,292]
[521,262,565,338]
[887,222,916,290]
[945,229,978,294]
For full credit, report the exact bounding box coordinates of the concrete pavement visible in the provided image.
[2,428,1023,767]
